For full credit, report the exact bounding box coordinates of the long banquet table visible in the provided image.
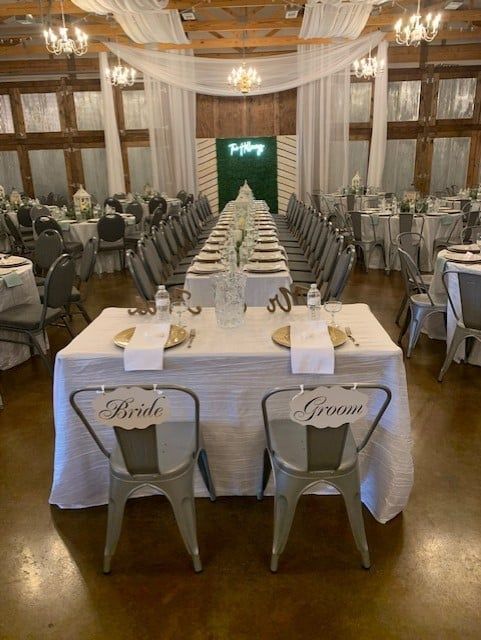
[50,304,413,524]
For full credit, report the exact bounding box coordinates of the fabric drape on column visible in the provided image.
[99,52,126,195]
[367,40,388,189]
[300,0,375,39]
[297,47,350,198]
[144,67,197,195]
[71,0,187,44]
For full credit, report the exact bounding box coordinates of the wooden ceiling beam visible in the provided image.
[184,18,302,32]
[367,9,481,27]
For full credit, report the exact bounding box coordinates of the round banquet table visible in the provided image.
[0,256,48,370]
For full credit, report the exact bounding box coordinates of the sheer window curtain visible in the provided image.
[367,40,388,189]
[144,70,197,195]
[99,52,126,194]
[297,48,350,198]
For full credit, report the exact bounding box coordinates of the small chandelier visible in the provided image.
[106,56,137,88]
[352,47,385,79]
[227,62,261,95]
[395,0,442,47]
[43,0,88,57]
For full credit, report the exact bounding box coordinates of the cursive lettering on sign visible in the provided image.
[228,141,265,157]
[93,387,171,430]
[289,386,368,429]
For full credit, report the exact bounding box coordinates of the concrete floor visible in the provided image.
[1,267,480,639]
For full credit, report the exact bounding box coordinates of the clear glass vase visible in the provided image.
[213,272,247,329]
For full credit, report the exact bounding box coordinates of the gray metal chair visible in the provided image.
[69,236,98,323]
[126,248,156,302]
[16,205,34,243]
[138,236,167,286]
[461,225,481,244]
[4,212,34,255]
[398,249,447,358]
[387,213,420,273]
[322,244,356,303]
[97,213,126,270]
[432,214,463,258]
[70,383,216,573]
[29,204,50,221]
[438,270,481,381]
[103,197,123,213]
[349,212,385,272]
[0,253,76,374]
[259,384,392,572]
[33,216,83,257]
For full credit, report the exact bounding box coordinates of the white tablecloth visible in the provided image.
[361,212,463,272]
[426,250,481,366]
[50,304,413,523]
[0,258,47,370]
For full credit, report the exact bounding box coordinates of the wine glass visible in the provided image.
[171,300,188,328]
[324,300,342,327]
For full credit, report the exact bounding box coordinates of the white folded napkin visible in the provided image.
[124,323,170,371]
[290,320,335,374]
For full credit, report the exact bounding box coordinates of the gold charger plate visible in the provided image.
[272,325,347,349]
[114,325,188,349]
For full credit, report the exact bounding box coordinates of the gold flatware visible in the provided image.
[272,325,347,349]
[186,329,196,348]
[113,325,188,349]
[345,326,359,346]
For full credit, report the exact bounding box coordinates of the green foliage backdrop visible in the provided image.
[216,136,278,212]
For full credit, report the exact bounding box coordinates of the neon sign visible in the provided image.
[228,141,265,157]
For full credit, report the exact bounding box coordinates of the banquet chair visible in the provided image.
[176,190,188,204]
[103,197,123,213]
[387,213,416,273]
[17,205,34,243]
[322,244,356,303]
[97,213,126,270]
[69,383,216,573]
[462,210,479,232]
[461,225,481,243]
[126,249,156,303]
[33,216,83,258]
[0,254,76,375]
[315,233,345,286]
[259,384,392,571]
[138,236,168,287]
[432,214,463,258]
[125,201,144,227]
[29,204,50,221]
[4,213,34,255]
[34,229,64,278]
[398,249,447,358]
[395,233,433,325]
[349,212,385,272]
[124,202,146,252]
[438,270,481,381]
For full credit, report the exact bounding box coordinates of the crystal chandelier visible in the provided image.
[105,57,137,88]
[352,47,385,79]
[43,0,88,56]
[227,62,261,95]
[394,0,442,47]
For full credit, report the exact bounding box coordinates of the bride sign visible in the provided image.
[289,385,368,429]
[93,386,171,430]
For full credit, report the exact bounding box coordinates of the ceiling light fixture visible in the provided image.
[43,0,88,56]
[394,0,442,46]
[352,46,385,79]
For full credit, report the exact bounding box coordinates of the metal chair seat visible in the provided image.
[99,239,124,250]
[410,292,446,308]
[0,303,62,329]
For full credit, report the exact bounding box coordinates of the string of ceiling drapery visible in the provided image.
[300,0,377,40]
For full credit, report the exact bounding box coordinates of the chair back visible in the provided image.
[17,205,32,228]
[126,202,144,224]
[126,248,156,302]
[30,204,50,221]
[398,248,435,304]
[323,245,356,302]
[262,385,391,472]
[399,213,414,235]
[176,190,188,204]
[320,233,344,284]
[151,206,167,229]
[148,196,167,216]
[152,225,173,264]
[43,253,76,310]
[398,231,423,265]
[103,197,123,213]
[79,236,98,283]
[442,270,481,331]
[98,213,125,242]
[35,229,64,271]
[69,384,200,476]
[138,236,165,286]
[464,210,479,229]
[34,215,62,236]
[4,213,23,245]
[349,211,363,242]
[461,225,481,243]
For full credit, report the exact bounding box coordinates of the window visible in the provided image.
[0,95,14,134]
[127,147,152,193]
[81,148,108,202]
[383,139,417,196]
[123,90,147,129]
[350,83,371,123]
[348,140,369,184]
[74,91,104,130]
[436,78,476,120]
[430,137,471,193]
[21,93,61,133]
[388,81,421,122]
[29,149,68,198]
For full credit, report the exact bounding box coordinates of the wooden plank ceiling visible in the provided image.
[0,0,481,70]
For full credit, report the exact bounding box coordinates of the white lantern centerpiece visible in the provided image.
[74,185,92,220]
[351,171,362,194]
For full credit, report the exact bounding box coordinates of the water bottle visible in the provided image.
[155,285,170,322]
[307,283,321,321]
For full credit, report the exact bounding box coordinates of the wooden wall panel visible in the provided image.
[196,94,215,138]
[246,93,276,136]
[278,90,296,135]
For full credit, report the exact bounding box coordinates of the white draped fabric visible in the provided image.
[72,0,188,44]
[297,50,350,197]
[144,69,197,195]
[367,40,388,189]
[106,31,384,96]
[99,53,125,194]
[300,0,375,39]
